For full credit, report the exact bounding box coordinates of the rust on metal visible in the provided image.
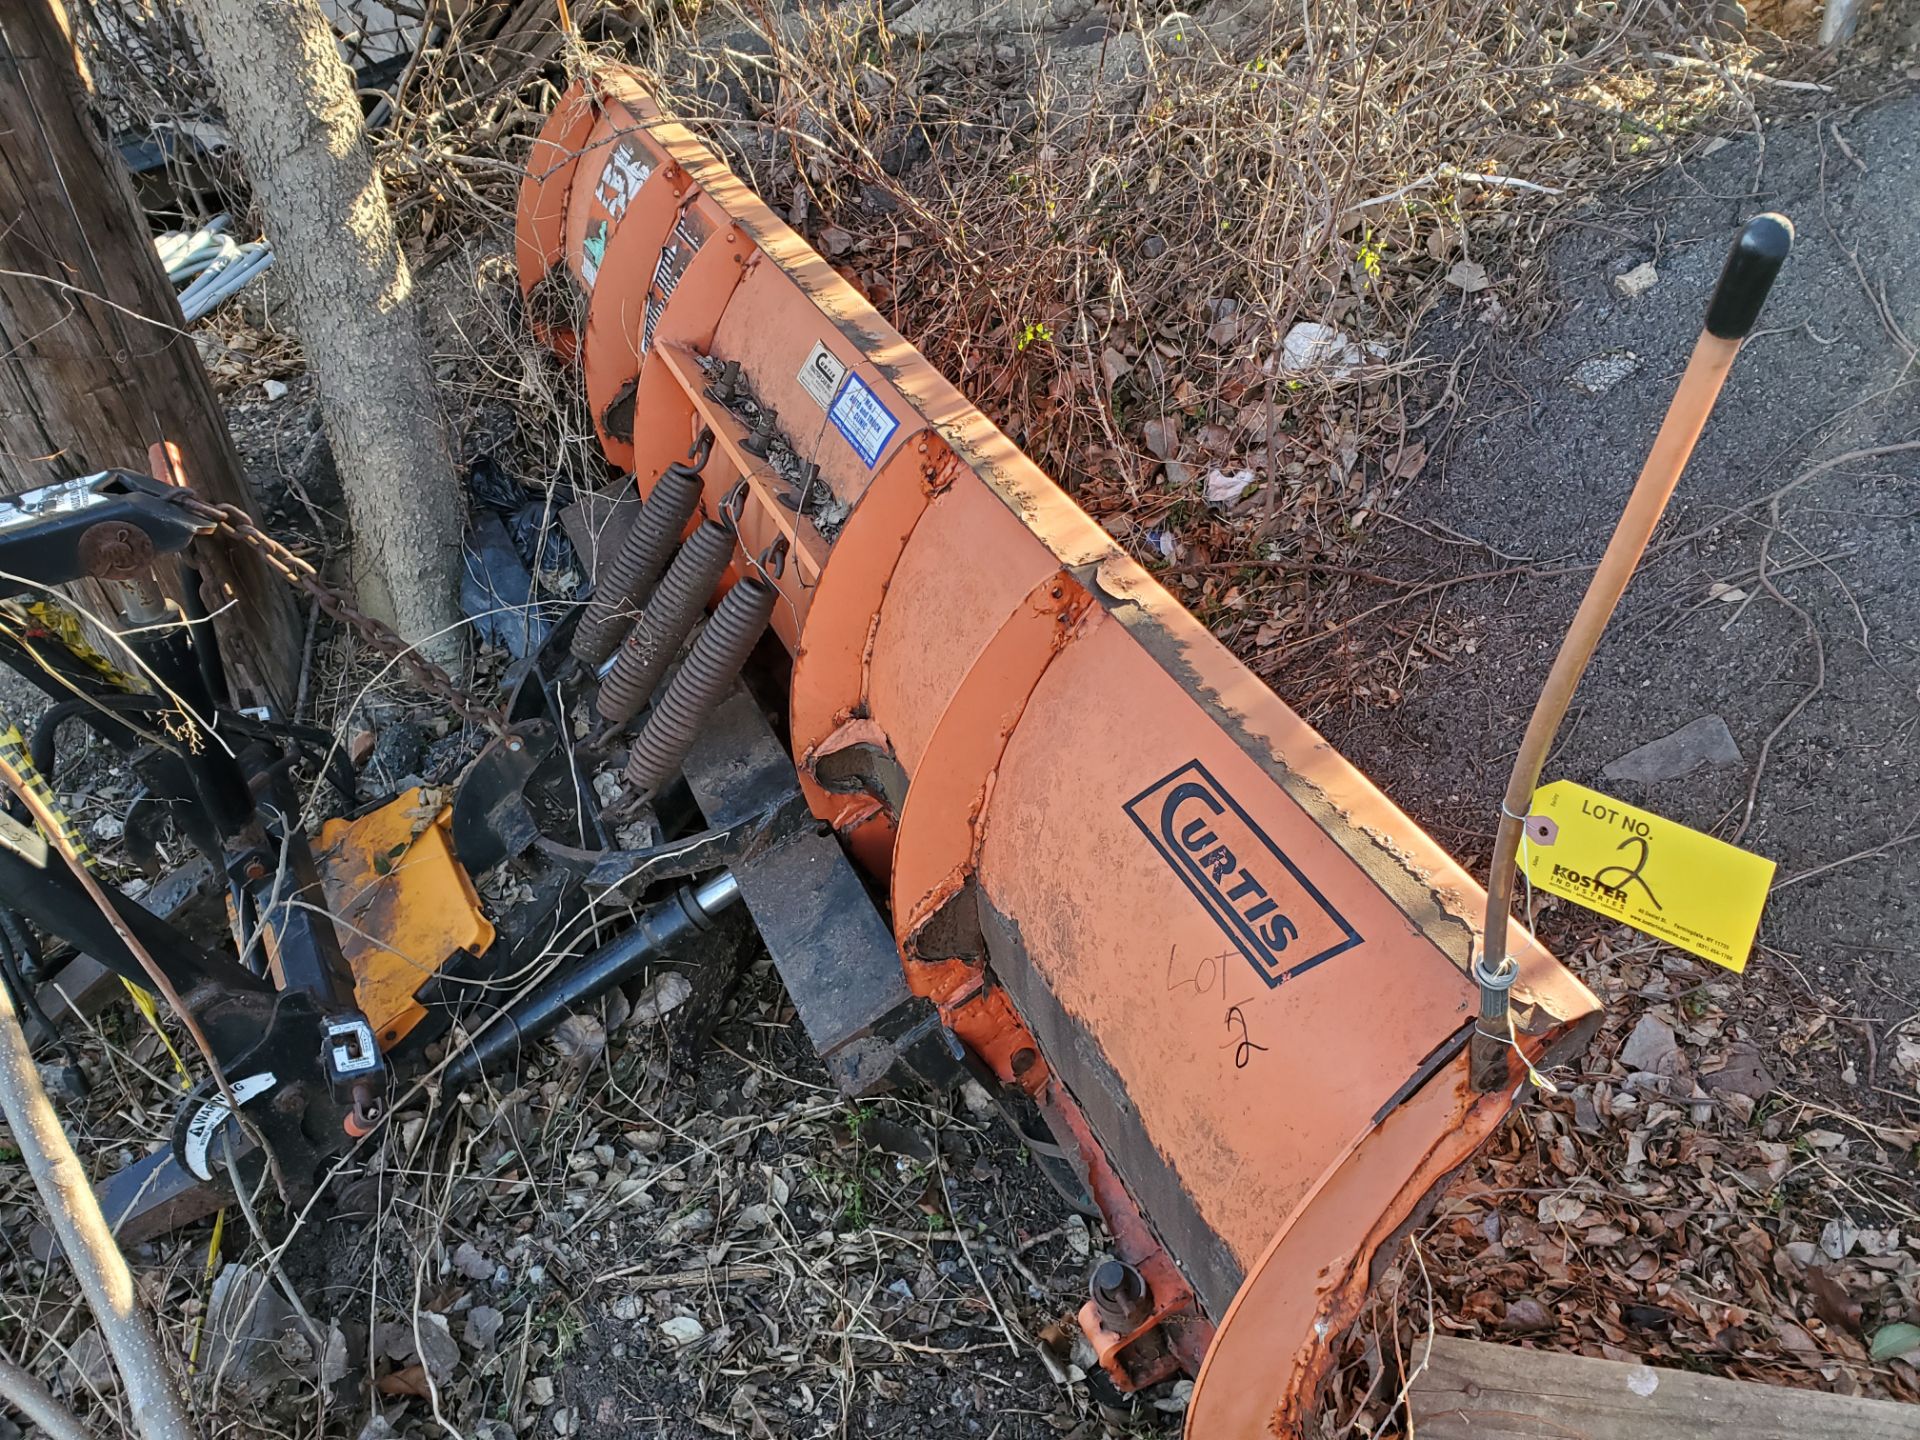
[76,519,155,580]
[513,70,1601,1435]
[157,490,506,735]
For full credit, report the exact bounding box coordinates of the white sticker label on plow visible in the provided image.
[592,143,652,223]
[796,341,848,411]
[182,1071,278,1180]
[828,372,900,469]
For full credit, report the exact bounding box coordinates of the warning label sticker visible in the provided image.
[181,1071,279,1179]
[796,341,848,410]
[580,141,656,288]
[1522,779,1775,972]
[828,372,900,468]
[581,220,609,289]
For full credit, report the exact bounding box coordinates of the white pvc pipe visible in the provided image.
[169,236,240,283]
[182,248,273,321]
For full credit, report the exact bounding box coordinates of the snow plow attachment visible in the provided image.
[517,69,1600,1436]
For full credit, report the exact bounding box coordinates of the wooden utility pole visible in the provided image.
[0,0,299,711]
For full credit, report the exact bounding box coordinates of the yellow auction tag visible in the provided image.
[1520,780,1774,973]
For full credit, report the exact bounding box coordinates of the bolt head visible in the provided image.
[77,519,155,578]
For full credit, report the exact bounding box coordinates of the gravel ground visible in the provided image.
[1302,88,1920,1419]
[1319,90,1920,1036]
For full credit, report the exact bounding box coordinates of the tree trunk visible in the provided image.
[178,0,463,662]
[0,0,300,711]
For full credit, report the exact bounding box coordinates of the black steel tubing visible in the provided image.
[30,699,96,778]
[594,520,736,728]
[0,842,270,1001]
[441,871,739,1086]
[569,463,705,667]
[621,579,775,800]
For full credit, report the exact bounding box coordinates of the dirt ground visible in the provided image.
[7,6,1919,1439]
[1320,90,1920,1040]
[1303,89,1920,1412]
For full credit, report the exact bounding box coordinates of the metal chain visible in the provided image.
[167,492,508,736]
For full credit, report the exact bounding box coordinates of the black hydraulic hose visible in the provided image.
[30,694,164,777]
[29,700,89,778]
[442,871,740,1088]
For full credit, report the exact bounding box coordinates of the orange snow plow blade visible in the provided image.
[517,69,1600,1436]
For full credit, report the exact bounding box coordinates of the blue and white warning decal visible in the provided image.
[827,372,900,469]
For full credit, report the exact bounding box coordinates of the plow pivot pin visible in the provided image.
[1090,1260,1153,1332]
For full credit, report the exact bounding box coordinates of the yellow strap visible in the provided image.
[0,726,190,1088]
[186,1207,227,1372]
[16,599,129,685]
[0,725,88,865]
[120,978,192,1091]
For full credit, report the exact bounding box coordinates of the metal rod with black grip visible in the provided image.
[1471,214,1792,1093]
[1704,213,1795,340]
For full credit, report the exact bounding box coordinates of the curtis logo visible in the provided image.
[1125,760,1362,988]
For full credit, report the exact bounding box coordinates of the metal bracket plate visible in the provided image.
[681,687,959,1096]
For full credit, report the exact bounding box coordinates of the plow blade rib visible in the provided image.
[516,73,1599,1435]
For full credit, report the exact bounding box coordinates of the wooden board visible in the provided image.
[35,953,120,1027]
[1409,1336,1918,1438]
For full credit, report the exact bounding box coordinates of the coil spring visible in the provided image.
[595,520,737,727]
[569,462,704,666]
[621,578,776,800]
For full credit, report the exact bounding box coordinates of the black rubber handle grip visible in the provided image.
[1704,213,1793,340]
